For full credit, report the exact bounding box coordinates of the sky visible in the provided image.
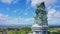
[0,0,60,26]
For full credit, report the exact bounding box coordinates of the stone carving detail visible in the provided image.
[34,2,48,26]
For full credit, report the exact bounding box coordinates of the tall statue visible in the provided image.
[32,2,48,34]
[34,2,48,26]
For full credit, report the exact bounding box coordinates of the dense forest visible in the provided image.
[0,26,60,34]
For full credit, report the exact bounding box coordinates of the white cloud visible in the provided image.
[24,12,28,16]
[47,8,60,25]
[13,10,17,13]
[6,8,10,11]
[45,0,56,6]
[30,0,56,8]
[31,0,44,8]
[0,0,18,4]
[18,18,34,24]
[0,14,34,25]
[1,0,13,4]
[13,0,19,4]
[0,14,8,18]
[0,14,9,24]
[26,0,31,4]
[13,8,22,13]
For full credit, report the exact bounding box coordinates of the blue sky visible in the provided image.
[0,0,60,26]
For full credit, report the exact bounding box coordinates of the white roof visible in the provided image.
[32,24,48,27]
[32,24,40,27]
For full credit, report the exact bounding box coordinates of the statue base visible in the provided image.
[32,24,48,34]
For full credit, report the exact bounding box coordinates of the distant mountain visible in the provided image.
[0,23,60,27]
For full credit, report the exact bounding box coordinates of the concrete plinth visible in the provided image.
[32,24,48,34]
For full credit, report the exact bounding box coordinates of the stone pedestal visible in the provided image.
[32,24,48,34]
